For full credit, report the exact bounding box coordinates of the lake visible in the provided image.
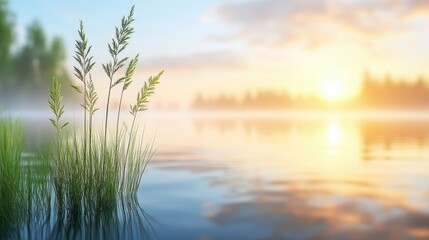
[7,111,429,239]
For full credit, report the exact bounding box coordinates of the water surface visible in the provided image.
[10,111,429,239]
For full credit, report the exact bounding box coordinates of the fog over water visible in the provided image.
[3,110,429,239]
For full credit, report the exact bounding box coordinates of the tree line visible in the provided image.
[0,0,70,106]
[193,73,429,110]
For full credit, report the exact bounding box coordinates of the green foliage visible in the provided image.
[0,118,50,237]
[0,0,13,78]
[12,22,69,91]
[0,2,70,104]
[48,5,163,216]
[122,54,139,90]
[72,21,95,84]
[103,5,135,145]
[46,129,154,215]
[0,118,24,234]
[49,77,68,132]
[130,71,163,116]
[85,76,99,115]
[102,5,135,80]
[0,3,161,235]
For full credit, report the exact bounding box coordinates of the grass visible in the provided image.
[46,127,155,215]
[47,5,162,216]
[0,118,25,235]
[0,117,50,238]
[0,6,160,235]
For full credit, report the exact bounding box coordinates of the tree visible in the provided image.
[0,0,13,80]
[0,2,71,106]
[7,21,70,102]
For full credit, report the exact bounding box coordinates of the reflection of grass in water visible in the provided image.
[0,118,50,238]
[47,5,162,216]
[20,197,157,240]
[49,198,156,239]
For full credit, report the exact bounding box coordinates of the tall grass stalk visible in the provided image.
[48,6,162,215]
[121,71,162,193]
[0,118,24,234]
[0,118,50,237]
[49,77,69,212]
[71,21,96,192]
[115,54,138,149]
[102,5,135,152]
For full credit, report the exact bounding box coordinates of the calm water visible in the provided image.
[9,111,429,239]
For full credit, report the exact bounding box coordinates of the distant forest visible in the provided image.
[192,73,429,110]
[0,0,70,107]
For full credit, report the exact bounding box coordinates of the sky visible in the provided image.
[8,0,429,107]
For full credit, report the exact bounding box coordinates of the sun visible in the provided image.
[323,79,344,102]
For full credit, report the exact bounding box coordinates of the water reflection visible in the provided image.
[326,120,341,147]
[148,115,429,238]
[326,120,341,156]
[206,178,429,239]
[18,197,156,240]
[360,120,429,161]
[193,116,429,163]
[7,113,429,239]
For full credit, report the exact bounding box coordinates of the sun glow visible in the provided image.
[326,121,341,146]
[323,79,344,102]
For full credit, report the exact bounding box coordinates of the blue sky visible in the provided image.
[10,0,223,61]
[8,0,429,107]
[9,0,236,106]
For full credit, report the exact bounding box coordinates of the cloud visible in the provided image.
[407,0,429,15]
[209,0,429,49]
[141,51,246,72]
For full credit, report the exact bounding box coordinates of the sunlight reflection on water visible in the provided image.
[7,111,429,239]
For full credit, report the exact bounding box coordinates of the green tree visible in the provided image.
[11,22,70,99]
[0,0,13,81]
[15,22,47,86]
[0,2,70,106]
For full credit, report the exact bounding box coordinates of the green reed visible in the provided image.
[0,117,50,237]
[0,118,24,234]
[48,5,162,216]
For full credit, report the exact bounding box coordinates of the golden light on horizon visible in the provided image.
[323,79,344,102]
[327,121,341,147]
